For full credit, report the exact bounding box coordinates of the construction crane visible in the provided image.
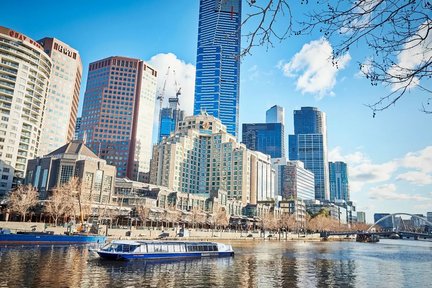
[156,66,171,109]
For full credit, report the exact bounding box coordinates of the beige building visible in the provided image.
[150,112,275,206]
[37,38,82,157]
[0,26,52,195]
[25,141,116,204]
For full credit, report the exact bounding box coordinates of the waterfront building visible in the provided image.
[0,27,52,195]
[150,112,275,205]
[25,140,116,203]
[427,212,432,223]
[357,211,366,224]
[266,105,284,124]
[37,38,82,157]
[74,117,81,140]
[158,94,184,142]
[279,198,307,225]
[289,107,330,201]
[305,200,346,223]
[78,56,157,180]
[193,0,242,137]
[272,158,314,200]
[329,161,350,202]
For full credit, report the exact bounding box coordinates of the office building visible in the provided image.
[242,123,285,158]
[272,158,314,200]
[357,211,366,224]
[150,112,275,205]
[266,105,284,124]
[158,94,184,141]
[74,117,81,140]
[0,27,52,195]
[193,0,242,137]
[329,161,350,202]
[289,107,329,201]
[25,140,116,203]
[79,56,157,180]
[374,213,394,231]
[37,37,82,156]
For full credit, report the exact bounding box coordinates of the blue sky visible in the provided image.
[3,1,431,222]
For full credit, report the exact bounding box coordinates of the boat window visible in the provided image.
[147,244,155,253]
[212,245,218,251]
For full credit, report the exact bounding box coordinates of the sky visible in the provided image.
[2,0,431,222]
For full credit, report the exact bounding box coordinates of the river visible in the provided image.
[0,239,431,287]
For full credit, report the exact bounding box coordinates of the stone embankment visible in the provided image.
[0,221,322,241]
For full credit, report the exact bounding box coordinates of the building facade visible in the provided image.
[0,26,52,195]
[289,107,329,201]
[37,38,82,157]
[266,105,284,124]
[329,161,350,202]
[193,0,242,137]
[25,141,116,204]
[272,159,315,201]
[242,123,285,158]
[150,112,275,205]
[158,95,184,142]
[74,117,81,140]
[357,211,366,224]
[78,56,157,180]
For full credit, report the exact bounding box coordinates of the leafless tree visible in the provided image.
[7,184,39,222]
[214,207,229,229]
[44,186,74,226]
[262,212,278,232]
[190,206,206,228]
[137,204,151,228]
[243,0,431,113]
[280,213,297,232]
[165,204,181,228]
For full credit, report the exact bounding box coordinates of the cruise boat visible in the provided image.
[0,229,106,245]
[95,240,234,261]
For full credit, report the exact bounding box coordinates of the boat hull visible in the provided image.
[0,233,106,245]
[97,251,234,261]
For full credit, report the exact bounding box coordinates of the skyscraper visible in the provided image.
[266,105,285,124]
[0,27,51,195]
[289,107,329,201]
[79,56,157,180]
[329,161,350,202]
[158,94,184,142]
[193,0,241,137]
[242,105,285,158]
[37,37,82,156]
[242,123,285,158]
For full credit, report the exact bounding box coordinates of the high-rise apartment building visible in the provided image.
[0,27,52,195]
[193,0,242,137]
[266,105,284,124]
[329,161,350,202]
[150,112,275,205]
[37,38,82,156]
[79,56,157,180]
[242,105,285,158]
[357,211,366,224]
[272,158,315,200]
[289,107,329,201]
[158,95,184,142]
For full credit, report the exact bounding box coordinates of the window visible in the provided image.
[60,165,74,184]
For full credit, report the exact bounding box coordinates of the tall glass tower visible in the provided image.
[289,107,329,201]
[329,161,350,202]
[193,0,241,137]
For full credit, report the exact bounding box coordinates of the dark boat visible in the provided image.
[0,229,106,245]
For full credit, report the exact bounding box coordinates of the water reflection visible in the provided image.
[0,240,431,287]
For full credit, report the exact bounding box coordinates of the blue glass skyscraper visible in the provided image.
[194,0,241,137]
[159,96,184,142]
[289,107,330,201]
[329,161,350,202]
[242,123,285,158]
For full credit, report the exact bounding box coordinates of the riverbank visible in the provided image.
[0,221,323,241]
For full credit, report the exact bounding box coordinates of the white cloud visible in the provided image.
[247,65,259,81]
[368,183,429,201]
[279,38,351,98]
[388,20,432,91]
[396,171,432,185]
[147,53,195,116]
[399,146,432,174]
[355,57,373,78]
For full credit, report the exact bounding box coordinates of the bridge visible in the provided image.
[320,213,432,241]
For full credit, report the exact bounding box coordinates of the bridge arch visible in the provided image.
[367,213,432,232]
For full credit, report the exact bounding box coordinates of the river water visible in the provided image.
[0,239,431,287]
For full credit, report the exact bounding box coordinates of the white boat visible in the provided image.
[95,240,234,261]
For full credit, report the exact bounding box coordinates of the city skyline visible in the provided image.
[2,1,431,220]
